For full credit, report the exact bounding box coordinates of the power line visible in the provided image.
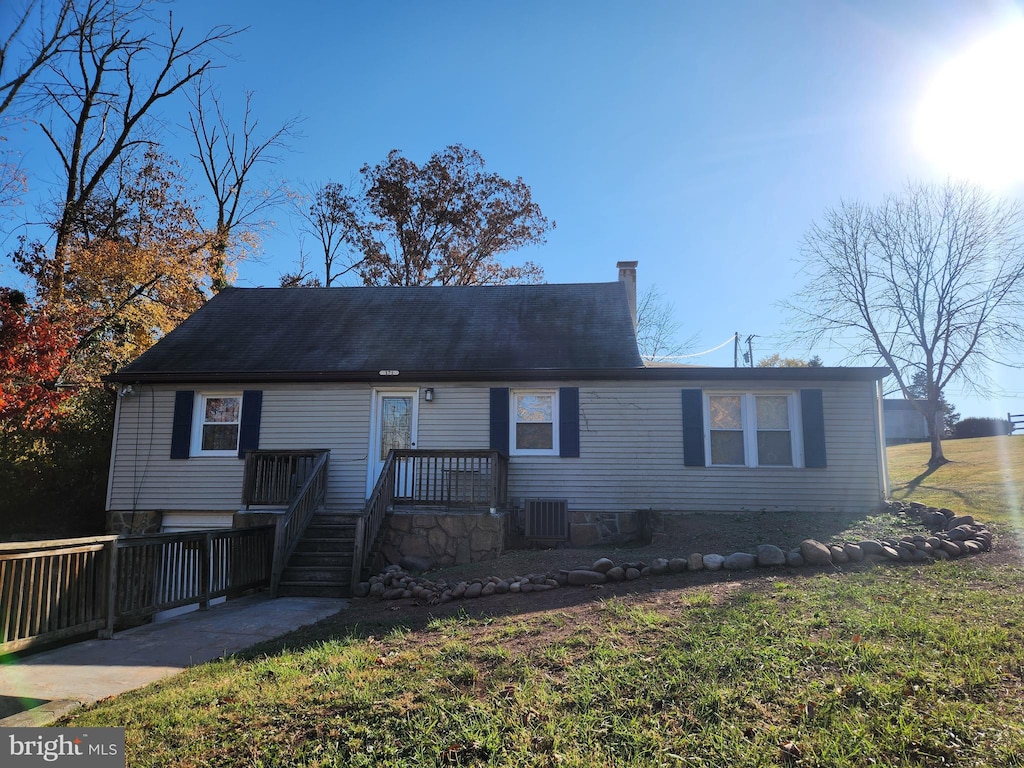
[643,334,737,361]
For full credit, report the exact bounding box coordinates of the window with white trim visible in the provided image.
[510,389,559,455]
[190,393,242,456]
[705,392,801,467]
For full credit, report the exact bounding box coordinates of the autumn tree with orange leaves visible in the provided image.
[294,145,552,287]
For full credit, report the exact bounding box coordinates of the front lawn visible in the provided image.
[59,437,1024,767]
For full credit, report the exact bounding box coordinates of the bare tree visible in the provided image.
[787,181,1024,466]
[1,0,77,214]
[636,284,694,360]
[290,181,364,286]
[188,83,299,290]
[31,0,238,303]
[0,0,77,117]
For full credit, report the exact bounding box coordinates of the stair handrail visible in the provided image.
[271,450,330,596]
[353,449,398,587]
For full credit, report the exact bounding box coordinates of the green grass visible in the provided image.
[888,435,1024,531]
[54,436,1024,767]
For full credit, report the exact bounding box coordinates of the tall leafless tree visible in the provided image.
[290,180,362,287]
[188,83,298,290]
[0,0,77,116]
[787,180,1024,466]
[29,0,238,303]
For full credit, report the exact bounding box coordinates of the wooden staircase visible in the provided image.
[276,512,360,597]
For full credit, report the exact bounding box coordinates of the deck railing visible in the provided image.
[1,526,275,654]
[114,527,275,619]
[242,449,329,506]
[391,449,509,509]
[270,450,330,596]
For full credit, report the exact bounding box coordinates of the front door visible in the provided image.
[367,390,419,496]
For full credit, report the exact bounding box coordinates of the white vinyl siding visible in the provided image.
[107,379,884,517]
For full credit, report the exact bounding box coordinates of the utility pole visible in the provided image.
[733,331,739,367]
[745,334,757,368]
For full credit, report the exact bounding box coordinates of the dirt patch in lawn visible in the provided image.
[310,509,1021,643]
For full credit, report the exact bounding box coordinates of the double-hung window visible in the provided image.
[510,389,559,455]
[706,392,800,467]
[190,393,243,456]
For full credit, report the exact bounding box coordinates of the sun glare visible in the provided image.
[915,21,1024,189]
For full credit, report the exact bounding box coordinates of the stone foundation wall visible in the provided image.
[569,510,647,547]
[106,509,162,534]
[381,511,505,569]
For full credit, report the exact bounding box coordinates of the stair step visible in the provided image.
[311,513,361,526]
[289,552,354,566]
[277,582,350,598]
[296,540,356,552]
[284,569,352,581]
[304,525,356,538]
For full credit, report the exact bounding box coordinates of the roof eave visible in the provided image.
[104,366,891,385]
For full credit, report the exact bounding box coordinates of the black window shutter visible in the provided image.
[238,390,263,459]
[681,388,705,467]
[170,390,194,459]
[489,388,510,453]
[801,388,827,468]
[559,387,580,458]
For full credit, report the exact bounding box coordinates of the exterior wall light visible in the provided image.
[424,388,435,402]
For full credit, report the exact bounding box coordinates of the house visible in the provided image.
[882,399,931,445]
[103,262,890,594]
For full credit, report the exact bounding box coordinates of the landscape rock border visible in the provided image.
[354,500,993,602]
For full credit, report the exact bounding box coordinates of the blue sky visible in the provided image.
[4,0,1024,419]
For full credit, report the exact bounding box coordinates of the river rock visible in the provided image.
[946,514,975,530]
[688,553,705,571]
[800,539,833,565]
[724,552,757,571]
[606,566,625,581]
[843,543,864,562]
[592,558,615,573]
[625,567,641,580]
[785,550,805,567]
[703,554,725,571]
[651,558,670,575]
[465,582,483,599]
[669,558,688,573]
[756,544,786,567]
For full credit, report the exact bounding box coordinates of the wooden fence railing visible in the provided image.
[242,449,329,506]
[1,526,275,655]
[0,536,117,654]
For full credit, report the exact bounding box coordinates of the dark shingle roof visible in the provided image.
[111,282,643,381]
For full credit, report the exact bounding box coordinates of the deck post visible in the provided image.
[100,537,118,639]
[350,515,367,594]
[199,532,212,611]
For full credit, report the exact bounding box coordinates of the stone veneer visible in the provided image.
[381,510,505,568]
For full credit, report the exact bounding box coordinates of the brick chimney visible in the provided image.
[617,260,638,331]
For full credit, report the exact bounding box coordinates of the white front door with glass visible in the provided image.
[367,391,419,496]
